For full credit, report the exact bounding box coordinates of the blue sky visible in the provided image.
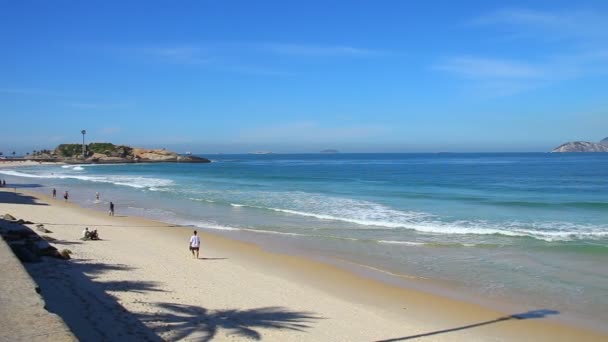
[1,0,607,153]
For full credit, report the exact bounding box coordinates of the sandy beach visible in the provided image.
[0,160,64,168]
[0,187,605,341]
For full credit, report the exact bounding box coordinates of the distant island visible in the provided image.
[320,149,339,154]
[552,137,608,152]
[27,143,210,163]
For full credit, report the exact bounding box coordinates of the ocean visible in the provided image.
[2,153,607,329]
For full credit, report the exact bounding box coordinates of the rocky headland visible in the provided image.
[29,143,210,164]
[551,137,608,153]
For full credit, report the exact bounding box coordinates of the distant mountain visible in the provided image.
[320,149,339,153]
[552,141,608,153]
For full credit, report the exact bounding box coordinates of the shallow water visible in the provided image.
[3,153,608,329]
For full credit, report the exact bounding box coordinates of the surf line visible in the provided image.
[333,257,428,280]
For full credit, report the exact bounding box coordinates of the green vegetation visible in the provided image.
[54,142,132,158]
[55,144,85,157]
[88,142,117,154]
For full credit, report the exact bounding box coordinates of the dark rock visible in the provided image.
[36,224,52,233]
[176,155,211,163]
[3,214,17,221]
[59,249,72,259]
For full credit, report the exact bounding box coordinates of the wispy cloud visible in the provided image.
[137,46,212,65]
[263,43,385,57]
[435,53,608,96]
[435,57,542,79]
[67,100,135,109]
[470,8,608,41]
[437,8,608,96]
[0,87,81,97]
[92,41,387,76]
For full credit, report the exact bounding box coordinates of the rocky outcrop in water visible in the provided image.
[552,140,608,153]
[33,143,211,163]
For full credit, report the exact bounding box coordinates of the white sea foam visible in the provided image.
[0,169,174,190]
[180,188,608,242]
[378,240,425,246]
[188,197,217,203]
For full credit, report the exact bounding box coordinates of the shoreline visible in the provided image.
[1,187,606,340]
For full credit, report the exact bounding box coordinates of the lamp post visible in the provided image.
[81,129,86,159]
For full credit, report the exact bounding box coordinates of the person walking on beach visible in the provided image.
[189,230,201,258]
[52,188,56,198]
[109,201,115,216]
[63,191,69,201]
[95,192,100,201]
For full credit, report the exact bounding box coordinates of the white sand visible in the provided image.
[1,188,605,341]
[0,160,63,168]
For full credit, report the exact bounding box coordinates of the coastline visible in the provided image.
[0,160,65,168]
[1,186,605,340]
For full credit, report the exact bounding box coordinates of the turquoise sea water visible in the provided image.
[2,153,607,329]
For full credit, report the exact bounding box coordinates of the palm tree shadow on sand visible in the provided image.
[138,303,322,341]
[376,309,560,341]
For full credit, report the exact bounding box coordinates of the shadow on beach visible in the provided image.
[25,258,320,341]
[137,302,322,341]
[376,309,560,341]
[0,189,48,206]
[25,259,164,341]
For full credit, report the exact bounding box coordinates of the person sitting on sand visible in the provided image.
[189,230,201,258]
[82,227,100,240]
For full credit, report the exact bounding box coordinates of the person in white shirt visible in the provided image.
[189,230,201,258]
